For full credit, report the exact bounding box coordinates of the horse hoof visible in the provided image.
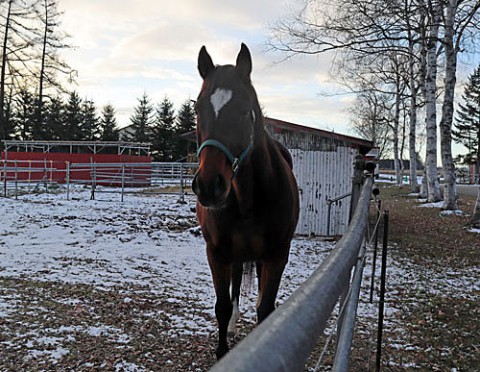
[215,347,229,360]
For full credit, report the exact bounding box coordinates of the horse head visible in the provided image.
[192,43,262,208]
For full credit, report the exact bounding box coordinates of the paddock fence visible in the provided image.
[0,159,198,201]
[210,172,387,372]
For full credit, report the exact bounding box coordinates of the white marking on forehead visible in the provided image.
[210,88,233,119]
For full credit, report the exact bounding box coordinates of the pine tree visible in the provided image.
[44,96,64,140]
[152,96,175,161]
[64,91,83,140]
[13,87,36,140]
[453,64,480,174]
[174,99,196,160]
[81,99,100,140]
[127,92,154,143]
[99,104,119,142]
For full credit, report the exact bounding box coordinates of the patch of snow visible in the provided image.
[115,360,146,372]
[440,209,464,216]
[418,201,444,208]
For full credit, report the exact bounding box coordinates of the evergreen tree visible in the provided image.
[13,87,36,140]
[64,91,83,140]
[44,96,64,140]
[174,99,196,160]
[81,99,100,140]
[99,104,119,141]
[152,96,175,161]
[453,64,480,174]
[127,92,155,143]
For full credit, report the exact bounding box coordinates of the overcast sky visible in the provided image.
[58,0,354,135]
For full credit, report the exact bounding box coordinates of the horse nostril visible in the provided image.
[193,173,227,206]
[192,174,201,196]
[213,175,226,198]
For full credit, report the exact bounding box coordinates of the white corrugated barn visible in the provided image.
[265,118,373,236]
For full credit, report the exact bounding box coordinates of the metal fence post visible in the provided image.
[326,200,333,236]
[349,155,365,222]
[66,161,70,200]
[376,210,389,372]
[90,161,96,200]
[178,163,185,203]
[14,160,18,200]
[2,160,6,197]
[44,158,49,193]
[370,199,382,303]
[121,163,125,202]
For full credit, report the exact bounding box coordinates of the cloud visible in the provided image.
[58,0,354,132]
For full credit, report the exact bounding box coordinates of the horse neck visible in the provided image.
[233,126,278,211]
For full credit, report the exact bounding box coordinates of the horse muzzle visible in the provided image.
[192,172,229,208]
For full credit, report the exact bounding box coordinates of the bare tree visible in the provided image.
[268,0,426,188]
[439,0,480,209]
[349,89,392,159]
[1,0,71,141]
[32,0,71,138]
[0,0,42,140]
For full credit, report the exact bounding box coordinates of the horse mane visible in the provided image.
[273,139,294,169]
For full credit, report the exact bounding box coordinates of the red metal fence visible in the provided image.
[1,152,151,186]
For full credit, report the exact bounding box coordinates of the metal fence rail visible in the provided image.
[1,160,198,200]
[210,175,374,372]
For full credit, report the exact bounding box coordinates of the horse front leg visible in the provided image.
[256,256,288,323]
[207,249,232,359]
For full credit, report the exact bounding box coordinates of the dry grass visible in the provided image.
[357,185,480,371]
[1,185,478,371]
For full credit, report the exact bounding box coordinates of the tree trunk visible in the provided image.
[408,51,419,192]
[468,186,480,228]
[440,0,458,210]
[0,0,13,140]
[393,72,402,186]
[35,0,49,140]
[424,2,442,202]
[406,3,419,193]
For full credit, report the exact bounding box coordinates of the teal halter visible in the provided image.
[197,139,253,175]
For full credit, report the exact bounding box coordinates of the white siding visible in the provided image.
[290,147,357,236]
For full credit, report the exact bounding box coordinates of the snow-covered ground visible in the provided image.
[1,187,478,370]
[0,187,340,369]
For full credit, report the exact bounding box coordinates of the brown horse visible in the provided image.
[192,43,299,359]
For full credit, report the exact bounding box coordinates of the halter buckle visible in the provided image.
[232,158,240,175]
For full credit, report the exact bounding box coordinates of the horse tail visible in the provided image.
[242,262,255,295]
[228,261,255,335]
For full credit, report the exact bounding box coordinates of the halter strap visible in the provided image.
[197,139,253,175]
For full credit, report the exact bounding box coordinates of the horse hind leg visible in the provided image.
[256,257,288,323]
[228,262,242,335]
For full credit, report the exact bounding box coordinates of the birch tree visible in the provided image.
[423,0,442,202]
[439,0,480,209]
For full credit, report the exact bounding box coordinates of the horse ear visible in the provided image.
[198,46,215,79]
[236,43,252,79]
